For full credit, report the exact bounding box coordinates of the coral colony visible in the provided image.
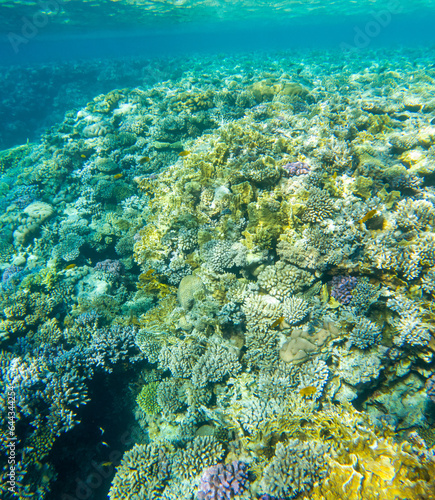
[1,47,435,499]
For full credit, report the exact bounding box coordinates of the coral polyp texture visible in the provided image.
[197,461,249,500]
[1,47,435,499]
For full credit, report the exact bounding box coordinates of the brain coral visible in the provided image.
[301,188,335,223]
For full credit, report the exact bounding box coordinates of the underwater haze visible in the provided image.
[2,1,435,500]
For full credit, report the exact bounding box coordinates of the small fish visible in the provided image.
[358,209,378,224]
[271,316,285,328]
[101,462,112,467]
[113,173,123,180]
[99,427,105,435]
[139,156,150,164]
[101,441,109,447]
[178,150,190,157]
[64,264,77,270]
[299,386,317,397]
[80,154,86,158]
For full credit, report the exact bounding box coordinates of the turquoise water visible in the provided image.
[1,2,435,500]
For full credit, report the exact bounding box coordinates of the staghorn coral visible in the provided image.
[51,233,84,261]
[421,268,435,293]
[5,49,435,500]
[394,198,435,232]
[135,329,166,364]
[387,296,431,347]
[90,325,145,372]
[348,278,381,313]
[393,314,431,348]
[242,293,283,334]
[239,156,280,185]
[158,340,203,379]
[156,378,186,415]
[200,239,243,273]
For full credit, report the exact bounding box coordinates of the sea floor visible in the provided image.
[1,47,435,500]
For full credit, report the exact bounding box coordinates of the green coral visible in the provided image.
[137,382,161,415]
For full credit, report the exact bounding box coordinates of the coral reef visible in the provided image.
[2,47,435,499]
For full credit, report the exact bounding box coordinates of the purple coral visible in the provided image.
[330,275,358,305]
[259,496,286,500]
[426,373,435,403]
[197,461,249,500]
[94,259,124,278]
[283,161,311,177]
[2,265,22,283]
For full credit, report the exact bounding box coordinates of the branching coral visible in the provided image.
[109,444,170,500]
[172,436,225,480]
[260,440,328,499]
[197,461,249,500]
